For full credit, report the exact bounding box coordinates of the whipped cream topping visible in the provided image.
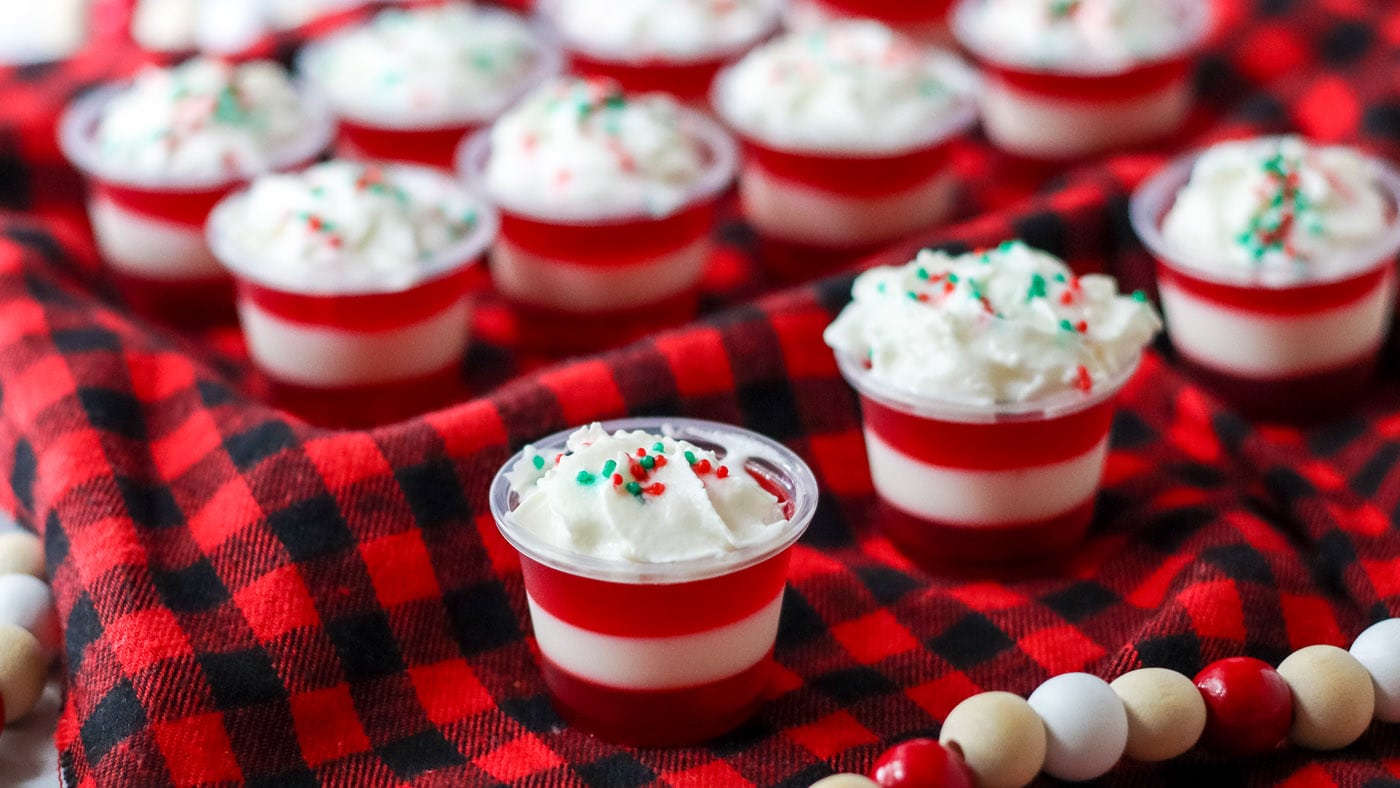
[1160,137,1393,283]
[91,57,310,180]
[554,0,781,60]
[715,21,976,153]
[303,3,547,125]
[482,77,713,216]
[216,160,482,291]
[506,423,788,563]
[956,0,1205,71]
[824,242,1161,406]
[0,2,86,64]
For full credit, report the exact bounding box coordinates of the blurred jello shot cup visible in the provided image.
[59,57,334,326]
[825,242,1160,567]
[490,419,817,745]
[950,0,1210,161]
[784,0,954,44]
[713,22,978,281]
[299,2,560,169]
[546,0,782,104]
[1131,136,1400,421]
[207,160,496,427]
[459,77,736,352]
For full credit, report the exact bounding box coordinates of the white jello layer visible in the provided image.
[90,197,224,280]
[740,164,956,247]
[527,591,783,691]
[239,298,469,387]
[981,77,1191,160]
[491,235,708,312]
[1158,275,1394,378]
[865,429,1107,525]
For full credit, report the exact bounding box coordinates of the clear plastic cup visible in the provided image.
[783,0,954,44]
[58,82,335,327]
[489,417,818,746]
[950,0,1211,161]
[297,7,562,170]
[711,60,977,282]
[206,164,498,428]
[1130,142,1400,421]
[836,351,1141,568]
[456,108,736,352]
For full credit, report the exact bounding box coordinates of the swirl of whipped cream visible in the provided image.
[91,57,310,180]
[553,0,781,60]
[214,160,485,291]
[302,3,551,125]
[506,423,788,563]
[715,21,977,153]
[824,242,1161,406]
[482,77,717,217]
[955,0,1207,71]
[1159,136,1393,284]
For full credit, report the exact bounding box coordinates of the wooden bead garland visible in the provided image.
[0,624,45,724]
[0,529,53,734]
[0,532,44,580]
[819,617,1400,788]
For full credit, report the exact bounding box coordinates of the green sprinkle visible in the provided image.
[652,441,665,453]
[1059,319,1075,332]
[576,471,596,485]
[601,459,617,477]
[1131,290,1147,302]
[916,267,930,280]
[640,456,656,470]
[1052,272,1067,283]
[947,273,960,284]
[684,450,697,465]
[625,481,642,496]
[531,455,545,470]
[907,291,920,301]
[1027,273,1047,302]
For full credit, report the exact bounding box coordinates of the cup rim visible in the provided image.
[1129,136,1400,289]
[57,81,337,192]
[489,417,819,585]
[709,45,980,157]
[205,162,499,296]
[296,5,564,130]
[836,350,1142,423]
[948,0,1213,77]
[456,104,737,224]
[538,0,784,66]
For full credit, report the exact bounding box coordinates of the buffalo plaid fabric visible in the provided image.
[3,1,1400,786]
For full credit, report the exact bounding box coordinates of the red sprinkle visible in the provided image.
[636,448,647,456]
[716,466,730,479]
[628,458,646,480]
[1075,365,1093,392]
[1075,320,1088,333]
[554,453,564,465]
[1059,290,1076,305]
[611,473,624,486]
[653,455,667,468]
[693,459,713,475]
[644,483,665,496]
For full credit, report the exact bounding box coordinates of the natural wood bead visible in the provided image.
[0,624,46,723]
[0,532,44,579]
[1276,645,1375,750]
[0,574,59,659]
[811,775,880,788]
[939,692,1046,788]
[1110,668,1208,762]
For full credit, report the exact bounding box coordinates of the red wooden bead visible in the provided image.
[870,738,974,788]
[1194,657,1293,756]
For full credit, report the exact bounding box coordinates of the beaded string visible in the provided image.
[0,531,56,742]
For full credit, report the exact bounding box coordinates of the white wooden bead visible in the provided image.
[1277,644,1375,750]
[0,532,44,579]
[1027,673,1128,782]
[0,574,58,659]
[809,775,880,788]
[1351,618,1400,723]
[940,691,1046,788]
[1110,667,1207,762]
[0,623,45,723]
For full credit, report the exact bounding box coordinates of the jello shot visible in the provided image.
[713,22,978,280]
[784,0,954,45]
[490,419,817,745]
[206,160,496,427]
[59,57,334,326]
[1131,136,1400,420]
[825,242,1160,566]
[547,0,782,104]
[459,77,736,352]
[299,2,560,169]
[950,0,1211,160]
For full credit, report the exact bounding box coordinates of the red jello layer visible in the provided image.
[1176,353,1377,424]
[497,200,716,267]
[109,270,236,328]
[984,57,1191,103]
[520,550,790,637]
[1154,259,1390,316]
[860,395,1116,470]
[879,499,1096,570]
[93,179,233,228]
[508,288,700,354]
[259,362,464,429]
[757,234,888,283]
[566,50,729,103]
[813,0,951,24]
[335,118,480,170]
[742,138,954,197]
[236,264,476,331]
[540,651,772,746]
